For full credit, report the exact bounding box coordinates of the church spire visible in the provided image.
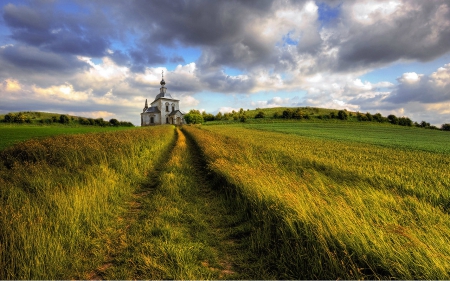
[143,98,148,112]
[159,70,167,95]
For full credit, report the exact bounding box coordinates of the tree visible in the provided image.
[420,121,430,128]
[4,113,15,123]
[282,109,293,119]
[441,123,450,131]
[337,110,348,120]
[109,118,120,126]
[292,108,303,119]
[388,114,398,125]
[215,112,223,120]
[255,111,265,118]
[59,114,70,124]
[373,113,383,122]
[184,109,204,124]
[398,117,412,126]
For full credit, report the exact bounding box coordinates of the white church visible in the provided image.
[141,72,185,126]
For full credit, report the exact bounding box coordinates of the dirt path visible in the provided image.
[87,127,251,279]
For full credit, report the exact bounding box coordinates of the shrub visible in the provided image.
[59,115,70,124]
[292,109,303,119]
[255,111,265,118]
[282,109,293,119]
[109,118,120,127]
[184,110,204,124]
[388,114,398,125]
[398,117,413,127]
[442,123,450,131]
[4,113,15,123]
[337,110,348,120]
[79,118,91,125]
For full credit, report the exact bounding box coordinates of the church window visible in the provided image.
[166,105,169,111]
[172,105,175,111]
[166,117,169,123]
[150,117,154,123]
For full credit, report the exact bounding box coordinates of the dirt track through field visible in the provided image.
[87,127,250,279]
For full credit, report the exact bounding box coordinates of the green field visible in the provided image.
[241,122,450,153]
[1,120,449,279]
[0,124,136,150]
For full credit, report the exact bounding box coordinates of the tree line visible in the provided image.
[2,112,134,127]
[183,108,450,131]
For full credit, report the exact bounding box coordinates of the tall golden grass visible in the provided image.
[0,126,175,279]
[183,125,450,279]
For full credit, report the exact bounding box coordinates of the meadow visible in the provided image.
[0,126,176,279]
[1,119,449,279]
[182,123,450,279]
[0,124,134,151]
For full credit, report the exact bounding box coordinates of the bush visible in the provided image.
[109,119,120,127]
[184,110,204,124]
[337,110,348,120]
[442,123,450,131]
[255,111,265,118]
[79,118,91,125]
[292,109,303,119]
[59,115,70,124]
[388,114,398,125]
[398,117,413,127]
[282,109,293,119]
[4,113,15,123]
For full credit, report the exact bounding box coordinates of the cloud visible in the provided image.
[33,83,91,102]
[334,0,450,71]
[387,64,450,103]
[0,45,88,74]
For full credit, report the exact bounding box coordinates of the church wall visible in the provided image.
[141,113,161,126]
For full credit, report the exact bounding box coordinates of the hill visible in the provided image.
[195,106,449,130]
[0,111,134,127]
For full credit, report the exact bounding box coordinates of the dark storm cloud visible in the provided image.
[0,45,88,74]
[387,73,450,104]
[103,0,290,71]
[2,2,114,57]
[334,0,450,72]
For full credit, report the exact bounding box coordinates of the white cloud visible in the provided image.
[218,106,241,113]
[398,72,422,84]
[1,79,21,92]
[68,111,116,119]
[33,83,91,101]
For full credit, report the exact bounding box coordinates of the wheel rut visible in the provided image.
[87,127,250,280]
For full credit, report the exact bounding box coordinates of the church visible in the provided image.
[141,72,185,126]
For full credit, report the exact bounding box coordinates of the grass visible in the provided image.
[183,123,450,279]
[242,122,450,153]
[2,117,450,279]
[0,125,175,279]
[94,128,253,279]
[0,124,135,151]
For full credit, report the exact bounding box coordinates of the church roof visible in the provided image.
[153,92,177,101]
[169,109,185,116]
[144,106,161,113]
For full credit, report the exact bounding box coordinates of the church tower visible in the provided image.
[140,71,185,126]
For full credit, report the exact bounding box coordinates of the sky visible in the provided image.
[1,0,450,126]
